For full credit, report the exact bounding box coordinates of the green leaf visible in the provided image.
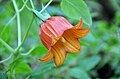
[14,63,32,74]
[61,0,92,25]
[30,45,48,56]
[31,62,54,76]
[80,40,89,46]
[84,32,96,42]
[9,56,24,70]
[68,68,90,79]
[79,55,101,71]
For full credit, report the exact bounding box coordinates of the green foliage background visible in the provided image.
[0,0,120,79]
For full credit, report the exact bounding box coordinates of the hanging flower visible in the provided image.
[39,16,90,66]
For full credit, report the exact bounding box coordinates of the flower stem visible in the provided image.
[12,0,21,47]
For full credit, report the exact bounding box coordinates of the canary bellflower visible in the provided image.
[39,16,90,66]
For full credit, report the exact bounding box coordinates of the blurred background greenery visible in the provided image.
[0,0,120,79]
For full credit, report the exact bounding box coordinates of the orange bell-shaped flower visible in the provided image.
[39,16,90,66]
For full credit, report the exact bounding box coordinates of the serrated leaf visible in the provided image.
[61,0,92,25]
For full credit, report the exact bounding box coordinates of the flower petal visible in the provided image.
[73,18,83,29]
[52,41,66,66]
[63,31,81,53]
[52,48,66,66]
[40,24,52,49]
[71,28,90,38]
[46,16,73,36]
[39,50,53,62]
[40,23,60,49]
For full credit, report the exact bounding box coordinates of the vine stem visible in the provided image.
[0,53,13,63]
[16,0,53,50]
[19,0,29,12]
[20,45,38,56]
[40,0,53,13]
[20,47,35,56]
[0,38,14,52]
[30,0,35,9]
[22,0,32,11]
[12,0,21,47]
[16,0,53,54]
[15,17,34,52]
